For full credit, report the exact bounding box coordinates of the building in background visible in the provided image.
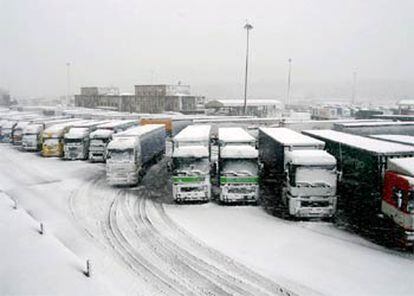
[75,84,204,114]
[0,89,11,106]
[205,99,282,117]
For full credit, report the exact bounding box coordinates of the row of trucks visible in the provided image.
[302,129,414,248]
[170,125,337,220]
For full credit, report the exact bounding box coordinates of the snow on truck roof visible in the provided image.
[174,125,211,142]
[218,127,255,143]
[114,124,165,138]
[173,146,209,158]
[89,129,114,139]
[388,157,414,177]
[43,121,79,133]
[64,128,90,139]
[260,127,325,147]
[107,136,138,150]
[220,145,258,159]
[285,150,336,165]
[302,129,414,155]
[96,120,137,129]
[370,134,414,146]
[334,121,414,128]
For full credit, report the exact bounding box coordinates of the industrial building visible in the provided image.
[75,84,204,114]
[205,99,282,117]
[0,89,11,106]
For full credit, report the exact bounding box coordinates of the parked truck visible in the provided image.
[89,120,138,162]
[63,121,108,160]
[106,124,166,186]
[171,125,212,202]
[382,158,414,248]
[218,127,259,204]
[42,121,86,157]
[259,128,338,218]
[302,129,414,247]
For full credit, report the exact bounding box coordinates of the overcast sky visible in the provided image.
[1,0,413,102]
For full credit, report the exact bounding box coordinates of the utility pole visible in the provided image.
[352,70,357,105]
[66,62,71,106]
[243,21,253,115]
[286,58,292,108]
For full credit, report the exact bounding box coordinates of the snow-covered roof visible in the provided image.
[174,125,211,142]
[218,127,255,143]
[210,99,282,107]
[23,123,43,134]
[260,127,325,147]
[302,129,414,155]
[173,146,209,158]
[220,145,258,159]
[107,137,138,150]
[96,120,137,129]
[335,121,414,128]
[65,127,90,139]
[370,134,414,146]
[388,157,414,176]
[89,129,114,139]
[114,124,165,138]
[285,150,336,165]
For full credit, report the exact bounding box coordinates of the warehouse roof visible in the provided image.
[302,129,414,155]
[174,125,211,142]
[260,127,325,147]
[219,127,255,143]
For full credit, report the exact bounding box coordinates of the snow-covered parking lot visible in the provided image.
[0,144,413,296]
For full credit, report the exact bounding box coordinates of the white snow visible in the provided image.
[335,121,414,127]
[388,157,414,176]
[174,125,211,142]
[260,127,325,147]
[371,134,414,146]
[23,123,44,134]
[285,149,337,165]
[218,127,255,143]
[303,129,414,155]
[107,136,138,150]
[96,119,137,129]
[89,128,114,139]
[43,121,80,135]
[220,145,258,159]
[65,127,90,139]
[165,203,414,296]
[114,124,165,138]
[172,145,209,158]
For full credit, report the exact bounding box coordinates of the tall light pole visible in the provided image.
[351,70,357,105]
[66,62,71,106]
[243,21,253,115]
[286,58,292,108]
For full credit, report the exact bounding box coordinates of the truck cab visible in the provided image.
[63,128,91,160]
[382,158,414,247]
[172,146,211,202]
[22,124,44,151]
[283,149,337,218]
[89,129,114,162]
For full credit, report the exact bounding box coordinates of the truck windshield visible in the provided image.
[293,165,336,187]
[173,157,209,175]
[107,149,134,162]
[221,159,258,177]
[65,138,83,144]
[44,138,60,146]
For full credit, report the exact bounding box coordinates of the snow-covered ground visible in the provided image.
[0,144,413,296]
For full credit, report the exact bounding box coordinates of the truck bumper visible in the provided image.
[287,195,337,218]
[173,184,210,202]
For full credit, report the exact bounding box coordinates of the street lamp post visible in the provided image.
[286,58,292,108]
[66,62,71,106]
[243,22,253,115]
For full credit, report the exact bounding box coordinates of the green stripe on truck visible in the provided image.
[173,176,206,183]
[220,176,259,184]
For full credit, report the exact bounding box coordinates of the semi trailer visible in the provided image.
[302,129,414,247]
[259,128,338,218]
[89,120,138,162]
[218,127,259,204]
[333,121,414,136]
[106,124,166,186]
[370,134,414,146]
[171,125,212,202]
